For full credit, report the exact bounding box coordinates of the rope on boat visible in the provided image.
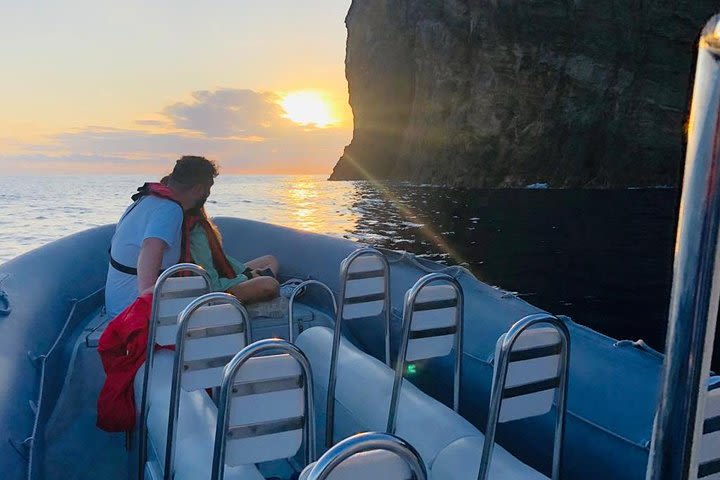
[378,247,477,279]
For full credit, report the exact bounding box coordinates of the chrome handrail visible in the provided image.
[210,338,316,480]
[137,263,211,480]
[288,279,338,343]
[306,431,427,480]
[163,292,251,480]
[647,14,720,480]
[477,313,570,480]
[387,272,464,434]
[326,247,391,448]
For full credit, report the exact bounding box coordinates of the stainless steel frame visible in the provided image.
[387,273,464,434]
[477,313,570,480]
[163,292,251,480]
[647,14,720,480]
[210,338,316,480]
[326,247,391,448]
[305,431,427,480]
[137,263,211,480]
[287,279,338,343]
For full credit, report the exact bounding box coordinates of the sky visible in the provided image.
[0,0,354,175]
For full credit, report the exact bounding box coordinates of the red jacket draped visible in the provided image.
[96,293,155,432]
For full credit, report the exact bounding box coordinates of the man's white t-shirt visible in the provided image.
[105,196,184,318]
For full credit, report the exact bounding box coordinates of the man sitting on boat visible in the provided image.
[105,155,218,319]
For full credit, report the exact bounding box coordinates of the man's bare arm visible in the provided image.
[137,237,166,294]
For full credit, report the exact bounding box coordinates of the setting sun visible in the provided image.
[281,91,335,127]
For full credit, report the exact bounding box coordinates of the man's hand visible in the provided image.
[137,237,167,294]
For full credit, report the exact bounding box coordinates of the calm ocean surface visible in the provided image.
[1,174,702,363]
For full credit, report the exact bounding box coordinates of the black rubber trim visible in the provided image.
[508,344,562,363]
[409,326,457,339]
[413,298,458,311]
[503,377,560,399]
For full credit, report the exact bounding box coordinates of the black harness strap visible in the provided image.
[110,256,139,275]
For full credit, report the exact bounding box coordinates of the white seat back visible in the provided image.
[340,252,388,321]
[406,283,460,361]
[388,273,463,433]
[698,378,720,479]
[326,248,391,448]
[493,327,562,423]
[138,263,211,480]
[225,353,305,465]
[155,275,211,345]
[479,314,570,480]
[302,432,426,480]
[179,301,251,391]
[211,339,316,480]
[164,292,251,479]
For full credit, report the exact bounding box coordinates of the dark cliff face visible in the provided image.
[330,0,718,188]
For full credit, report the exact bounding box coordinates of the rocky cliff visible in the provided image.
[330,1,718,188]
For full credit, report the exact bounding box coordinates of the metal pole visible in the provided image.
[287,280,337,343]
[306,432,427,480]
[477,314,569,480]
[647,14,720,480]
[137,263,210,480]
[386,272,463,434]
[325,248,390,448]
[211,339,316,480]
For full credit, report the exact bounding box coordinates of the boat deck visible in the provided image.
[35,293,329,480]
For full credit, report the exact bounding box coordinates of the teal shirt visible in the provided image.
[189,225,248,292]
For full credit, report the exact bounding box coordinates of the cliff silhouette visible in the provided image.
[330,0,718,188]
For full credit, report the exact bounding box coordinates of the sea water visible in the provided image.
[1,174,702,365]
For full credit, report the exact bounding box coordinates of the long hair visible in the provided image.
[197,207,223,245]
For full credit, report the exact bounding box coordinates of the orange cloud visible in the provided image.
[0,88,352,175]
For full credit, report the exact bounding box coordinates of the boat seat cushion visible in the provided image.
[295,327,546,479]
[431,436,547,480]
[134,350,264,480]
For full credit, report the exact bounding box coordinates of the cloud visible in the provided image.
[163,89,291,138]
[3,88,351,174]
[134,119,169,127]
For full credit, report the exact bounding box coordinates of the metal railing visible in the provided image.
[647,13,720,480]
[163,292,251,480]
[305,432,427,480]
[137,263,211,480]
[477,314,570,480]
[287,279,337,343]
[210,338,316,480]
[387,272,464,434]
[326,247,391,448]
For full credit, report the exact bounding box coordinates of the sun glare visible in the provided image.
[281,91,335,127]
